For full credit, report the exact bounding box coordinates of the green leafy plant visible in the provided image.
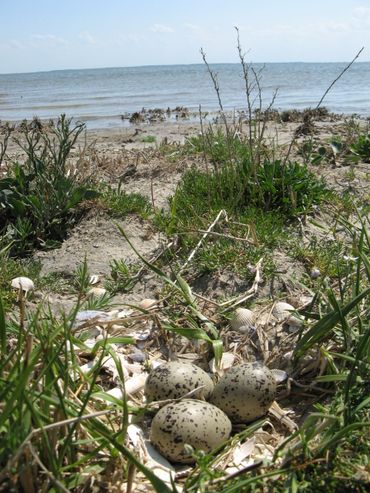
[106,258,141,293]
[0,115,99,256]
[349,133,370,162]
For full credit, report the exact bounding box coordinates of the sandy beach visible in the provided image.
[1,111,361,310]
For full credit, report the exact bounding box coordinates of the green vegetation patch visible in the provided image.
[100,184,152,219]
[0,116,99,257]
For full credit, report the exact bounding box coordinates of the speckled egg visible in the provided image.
[150,399,232,463]
[144,362,214,402]
[210,362,276,423]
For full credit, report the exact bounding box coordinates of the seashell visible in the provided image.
[139,298,158,310]
[89,275,100,285]
[230,308,255,333]
[75,310,110,323]
[232,437,255,466]
[79,360,96,374]
[272,302,303,328]
[310,267,321,279]
[132,327,151,341]
[209,352,235,373]
[87,287,107,297]
[11,276,34,294]
[104,373,148,401]
[145,440,176,483]
[128,350,148,363]
[102,355,130,382]
[298,295,314,308]
[271,369,288,383]
[128,424,176,483]
[272,302,295,322]
[125,373,147,395]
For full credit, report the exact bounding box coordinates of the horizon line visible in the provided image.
[1,59,369,76]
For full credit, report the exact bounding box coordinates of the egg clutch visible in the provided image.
[145,361,277,463]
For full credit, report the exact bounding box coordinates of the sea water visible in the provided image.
[0,62,369,129]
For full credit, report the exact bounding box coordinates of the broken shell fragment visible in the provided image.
[209,352,235,374]
[272,302,303,328]
[230,308,255,333]
[89,275,100,285]
[139,298,158,310]
[11,277,35,294]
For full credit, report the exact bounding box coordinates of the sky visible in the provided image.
[0,0,369,74]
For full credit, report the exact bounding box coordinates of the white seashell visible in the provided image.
[127,424,143,447]
[125,373,147,395]
[271,369,288,383]
[139,298,158,310]
[103,373,148,402]
[79,360,96,374]
[232,437,255,466]
[273,302,303,328]
[286,313,304,329]
[106,387,123,400]
[209,352,235,373]
[89,275,100,285]
[75,310,110,323]
[272,302,295,322]
[102,355,130,381]
[11,276,34,294]
[124,362,144,374]
[310,267,321,279]
[230,308,255,333]
[145,440,176,483]
[128,425,176,483]
[87,287,107,297]
[298,295,314,308]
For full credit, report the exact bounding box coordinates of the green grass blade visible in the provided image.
[0,296,5,355]
[294,287,370,358]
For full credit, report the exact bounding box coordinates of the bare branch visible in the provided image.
[316,47,364,109]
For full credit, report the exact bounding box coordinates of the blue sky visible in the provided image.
[1,0,369,73]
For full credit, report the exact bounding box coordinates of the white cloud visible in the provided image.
[30,34,68,46]
[315,21,350,33]
[351,6,370,30]
[150,24,174,33]
[79,31,96,45]
[184,23,201,31]
[353,6,370,18]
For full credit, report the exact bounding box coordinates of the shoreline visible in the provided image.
[1,105,369,134]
